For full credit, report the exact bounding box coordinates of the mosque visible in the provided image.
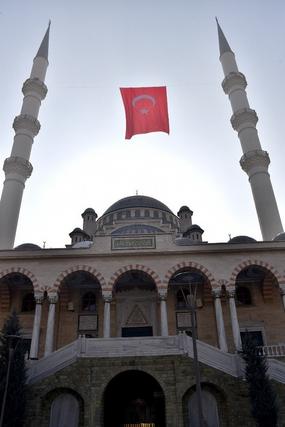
[0,21,285,427]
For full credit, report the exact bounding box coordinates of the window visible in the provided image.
[236,286,252,305]
[22,293,35,312]
[188,390,220,427]
[144,210,150,217]
[135,209,140,217]
[176,289,189,309]
[240,330,264,348]
[81,292,96,312]
[49,394,79,427]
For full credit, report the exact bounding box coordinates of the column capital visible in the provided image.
[212,289,222,298]
[47,293,58,304]
[158,289,168,301]
[34,292,44,304]
[227,287,236,298]
[102,291,112,303]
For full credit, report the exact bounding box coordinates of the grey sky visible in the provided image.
[0,0,284,247]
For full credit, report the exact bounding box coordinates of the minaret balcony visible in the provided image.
[231,108,258,132]
[22,78,48,100]
[222,71,247,94]
[240,149,270,174]
[3,156,33,179]
[13,114,41,136]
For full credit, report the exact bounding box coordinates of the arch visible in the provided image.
[42,388,84,427]
[182,382,228,427]
[164,262,218,290]
[229,259,282,288]
[52,265,106,293]
[103,369,166,426]
[109,264,162,291]
[0,267,40,291]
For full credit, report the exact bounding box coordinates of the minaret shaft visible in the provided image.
[218,24,283,240]
[0,27,49,249]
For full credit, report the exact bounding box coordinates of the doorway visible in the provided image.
[103,370,166,427]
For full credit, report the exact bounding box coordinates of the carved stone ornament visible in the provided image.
[48,293,59,304]
[102,292,112,303]
[230,108,258,131]
[240,150,270,174]
[13,114,41,136]
[222,72,247,94]
[3,156,33,179]
[22,78,48,99]
[34,293,44,304]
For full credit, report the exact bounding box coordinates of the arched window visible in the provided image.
[176,289,189,309]
[81,292,96,312]
[188,390,220,427]
[22,293,35,312]
[49,393,79,427]
[236,286,252,305]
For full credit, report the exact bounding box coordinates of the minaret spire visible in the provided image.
[0,25,50,249]
[216,18,233,56]
[217,21,283,240]
[35,20,50,60]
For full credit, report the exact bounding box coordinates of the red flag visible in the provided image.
[120,86,170,139]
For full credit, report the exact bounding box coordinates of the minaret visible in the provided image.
[217,20,283,241]
[0,23,50,249]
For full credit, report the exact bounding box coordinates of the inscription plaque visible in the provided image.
[176,312,192,328]
[78,315,98,331]
[112,236,156,250]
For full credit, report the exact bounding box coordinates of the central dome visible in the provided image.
[103,195,174,216]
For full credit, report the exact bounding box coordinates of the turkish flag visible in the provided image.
[120,86,170,139]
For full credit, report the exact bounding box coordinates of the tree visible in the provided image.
[242,333,278,427]
[0,311,27,427]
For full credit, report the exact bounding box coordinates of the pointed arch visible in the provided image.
[164,261,218,290]
[51,265,106,293]
[108,264,161,292]
[0,267,41,291]
[228,259,282,288]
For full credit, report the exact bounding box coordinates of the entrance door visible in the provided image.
[122,326,153,337]
[104,370,166,427]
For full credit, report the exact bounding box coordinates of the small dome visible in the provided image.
[273,232,285,242]
[103,195,174,216]
[14,243,42,251]
[72,240,93,249]
[228,235,257,244]
[69,228,90,238]
[177,205,193,216]
[81,208,97,217]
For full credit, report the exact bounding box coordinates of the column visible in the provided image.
[227,288,242,351]
[44,293,58,357]
[103,292,112,338]
[280,285,285,311]
[30,292,44,359]
[212,289,228,352]
[159,291,169,337]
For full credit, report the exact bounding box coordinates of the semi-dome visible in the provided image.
[228,235,257,244]
[103,195,174,216]
[273,232,285,242]
[14,243,42,251]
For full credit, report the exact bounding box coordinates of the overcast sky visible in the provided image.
[0,0,284,248]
